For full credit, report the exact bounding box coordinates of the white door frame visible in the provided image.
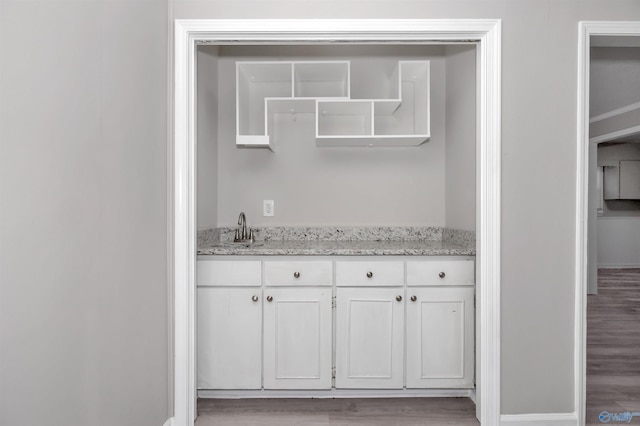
[575,20,640,426]
[171,19,501,426]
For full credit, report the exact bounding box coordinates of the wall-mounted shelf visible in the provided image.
[236,60,430,150]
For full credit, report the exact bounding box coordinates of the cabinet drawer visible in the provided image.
[264,261,333,286]
[406,259,474,286]
[335,261,404,287]
[197,260,262,287]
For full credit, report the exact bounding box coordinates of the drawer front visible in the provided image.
[335,261,404,287]
[197,260,262,287]
[406,259,474,286]
[264,261,333,286]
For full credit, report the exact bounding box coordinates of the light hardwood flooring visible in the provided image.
[586,268,640,426]
[196,397,479,425]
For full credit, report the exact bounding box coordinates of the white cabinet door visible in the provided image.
[197,287,262,389]
[263,288,332,389]
[335,288,404,389]
[406,287,475,388]
[620,160,640,199]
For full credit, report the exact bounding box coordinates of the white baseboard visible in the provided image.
[162,417,174,426]
[199,388,474,399]
[501,412,577,426]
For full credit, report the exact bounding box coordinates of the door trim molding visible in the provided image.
[576,20,640,426]
[173,19,501,426]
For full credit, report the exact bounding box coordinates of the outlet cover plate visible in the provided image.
[263,200,274,216]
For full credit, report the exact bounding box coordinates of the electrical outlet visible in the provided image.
[263,200,274,217]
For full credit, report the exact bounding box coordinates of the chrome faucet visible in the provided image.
[234,212,253,243]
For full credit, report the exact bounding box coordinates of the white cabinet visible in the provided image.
[197,256,475,393]
[406,258,475,286]
[236,60,430,149]
[263,287,333,389]
[405,259,475,388]
[335,287,405,389]
[264,260,333,286]
[197,259,263,390]
[197,259,262,286]
[262,260,333,389]
[197,287,262,389]
[406,287,475,388]
[335,260,404,287]
[604,160,640,200]
[334,260,405,389]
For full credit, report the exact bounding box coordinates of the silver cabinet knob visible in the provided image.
[366,271,373,278]
[293,271,300,279]
[439,272,446,279]
[396,295,403,302]
[410,295,417,302]
[266,295,273,302]
[252,295,259,302]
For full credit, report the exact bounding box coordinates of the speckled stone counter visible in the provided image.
[197,226,475,256]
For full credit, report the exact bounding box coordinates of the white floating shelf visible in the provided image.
[294,62,350,98]
[316,135,430,148]
[317,100,373,136]
[236,135,271,149]
[236,60,430,149]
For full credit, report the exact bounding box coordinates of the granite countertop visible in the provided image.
[197,226,475,256]
[197,239,474,256]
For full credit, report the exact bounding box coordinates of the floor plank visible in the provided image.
[196,397,479,425]
[586,268,640,426]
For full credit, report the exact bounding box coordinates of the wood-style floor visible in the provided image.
[586,268,640,426]
[196,397,478,425]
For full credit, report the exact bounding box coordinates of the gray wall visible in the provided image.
[198,45,449,227]
[3,1,640,424]
[198,46,220,230]
[0,2,169,426]
[444,45,476,231]
[197,45,480,229]
[174,0,640,417]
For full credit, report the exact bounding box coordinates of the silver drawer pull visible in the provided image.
[293,271,300,279]
[366,271,373,278]
[251,295,259,302]
[410,295,417,302]
[439,272,446,279]
[266,295,273,302]
[396,295,403,302]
